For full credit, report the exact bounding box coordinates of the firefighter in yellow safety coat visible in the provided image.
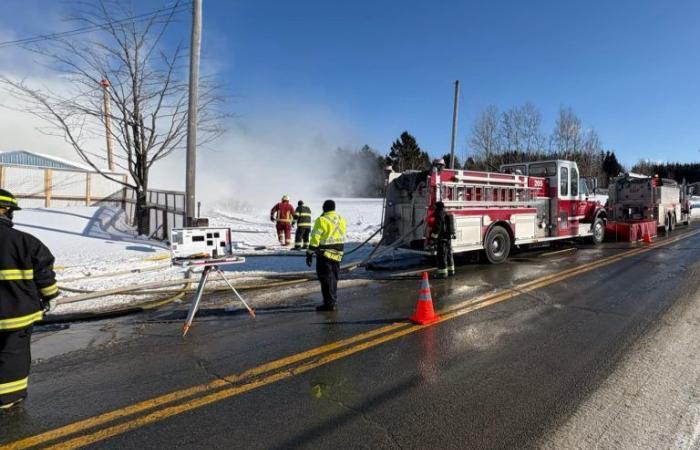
[306,200,347,311]
[0,189,59,411]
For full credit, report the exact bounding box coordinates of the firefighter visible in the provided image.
[0,189,59,411]
[433,158,446,174]
[292,200,312,250]
[432,201,455,279]
[306,200,347,311]
[270,195,295,246]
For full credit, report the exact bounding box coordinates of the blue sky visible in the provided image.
[2,0,700,168]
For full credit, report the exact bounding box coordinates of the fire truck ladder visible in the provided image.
[439,171,539,209]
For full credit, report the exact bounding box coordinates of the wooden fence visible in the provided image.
[0,164,128,208]
[0,164,185,241]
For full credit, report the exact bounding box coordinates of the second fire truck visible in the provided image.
[382,159,607,263]
[607,173,690,233]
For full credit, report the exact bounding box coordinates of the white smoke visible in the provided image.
[150,104,363,212]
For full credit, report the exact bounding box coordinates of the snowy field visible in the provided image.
[11,199,384,314]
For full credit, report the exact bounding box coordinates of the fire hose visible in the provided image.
[43,221,425,324]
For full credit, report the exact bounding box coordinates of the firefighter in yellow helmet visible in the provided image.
[0,189,59,411]
[306,200,347,311]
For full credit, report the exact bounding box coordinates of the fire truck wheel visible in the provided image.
[669,213,676,231]
[484,226,511,264]
[663,214,671,233]
[589,217,605,245]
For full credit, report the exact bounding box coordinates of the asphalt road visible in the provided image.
[2,226,700,449]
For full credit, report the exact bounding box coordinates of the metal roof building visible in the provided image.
[0,150,94,171]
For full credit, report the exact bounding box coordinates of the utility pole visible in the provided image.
[185,0,202,225]
[100,79,115,172]
[449,80,460,169]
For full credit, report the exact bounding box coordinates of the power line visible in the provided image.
[0,2,191,49]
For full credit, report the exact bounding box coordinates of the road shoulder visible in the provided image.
[540,260,700,449]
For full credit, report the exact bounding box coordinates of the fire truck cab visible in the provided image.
[382,159,606,264]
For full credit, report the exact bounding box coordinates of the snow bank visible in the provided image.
[13,206,170,267]
[12,199,385,314]
[208,197,383,249]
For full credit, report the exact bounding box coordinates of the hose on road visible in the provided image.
[49,221,424,325]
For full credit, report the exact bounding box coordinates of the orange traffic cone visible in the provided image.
[410,272,440,325]
[643,232,652,243]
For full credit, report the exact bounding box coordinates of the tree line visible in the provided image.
[467,104,622,185]
[335,104,627,197]
[631,160,700,183]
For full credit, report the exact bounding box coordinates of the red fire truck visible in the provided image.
[604,174,690,241]
[382,160,607,263]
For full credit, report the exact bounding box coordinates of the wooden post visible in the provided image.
[101,79,115,171]
[44,169,53,208]
[0,165,5,189]
[85,173,92,206]
[121,175,128,212]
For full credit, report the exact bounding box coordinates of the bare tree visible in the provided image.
[500,103,544,159]
[578,128,603,177]
[550,106,582,158]
[0,0,225,234]
[520,103,545,154]
[469,105,501,169]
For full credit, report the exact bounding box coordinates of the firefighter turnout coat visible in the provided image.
[270,201,295,224]
[0,216,59,330]
[293,205,312,228]
[307,211,347,262]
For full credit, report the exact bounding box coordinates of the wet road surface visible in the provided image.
[2,226,700,448]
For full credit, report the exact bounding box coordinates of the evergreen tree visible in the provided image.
[388,131,430,172]
[602,151,623,183]
[442,153,462,170]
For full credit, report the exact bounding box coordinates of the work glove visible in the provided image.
[41,298,57,312]
[270,215,275,223]
[306,252,313,267]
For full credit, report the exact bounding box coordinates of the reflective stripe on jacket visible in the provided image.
[0,216,58,330]
[307,211,347,262]
[293,206,312,228]
[271,201,295,223]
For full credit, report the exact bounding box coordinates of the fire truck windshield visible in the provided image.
[529,162,557,177]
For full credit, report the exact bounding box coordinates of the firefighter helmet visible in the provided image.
[282,194,289,202]
[433,158,445,167]
[0,189,21,211]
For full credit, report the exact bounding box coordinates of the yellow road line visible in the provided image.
[8,229,699,450]
[4,323,409,450]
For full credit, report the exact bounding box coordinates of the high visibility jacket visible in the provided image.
[293,206,312,228]
[307,211,347,262]
[0,216,58,330]
[271,201,295,223]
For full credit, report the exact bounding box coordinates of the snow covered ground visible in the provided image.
[11,199,384,314]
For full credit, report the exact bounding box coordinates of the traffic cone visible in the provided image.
[410,272,440,325]
[643,232,652,243]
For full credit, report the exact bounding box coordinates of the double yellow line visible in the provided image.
[6,229,698,450]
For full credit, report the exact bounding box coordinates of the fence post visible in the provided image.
[85,173,92,206]
[163,194,169,241]
[44,169,53,208]
[0,165,4,189]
